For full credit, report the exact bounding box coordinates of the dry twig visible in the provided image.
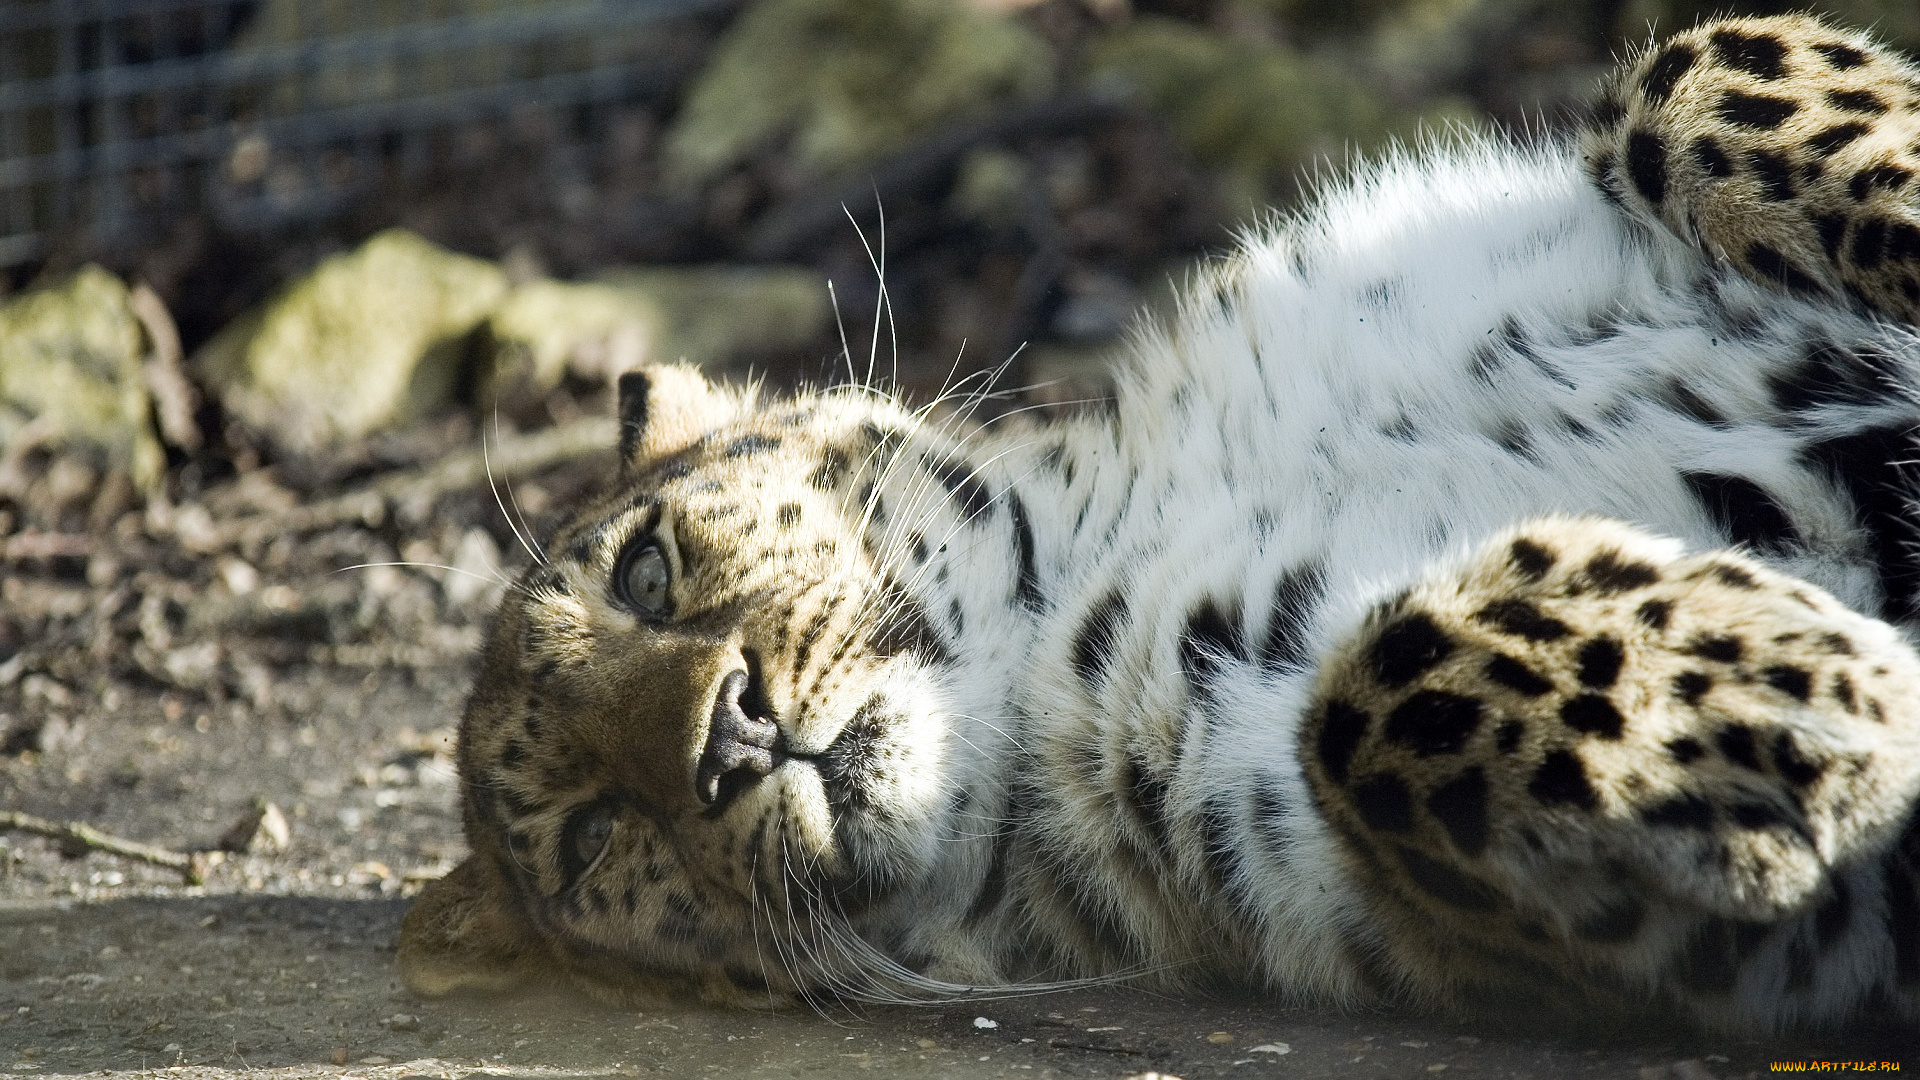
[0,810,208,884]
[174,415,618,552]
[131,282,203,452]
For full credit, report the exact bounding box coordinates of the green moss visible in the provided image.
[592,266,831,370]
[0,266,162,490]
[1084,17,1404,211]
[481,279,663,402]
[195,229,508,453]
[664,0,1053,187]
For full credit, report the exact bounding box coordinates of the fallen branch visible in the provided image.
[1,531,96,561]
[174,414,618,553]
[0,810,208,885]
[131,282,203,452]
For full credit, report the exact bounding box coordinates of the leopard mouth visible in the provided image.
[811,694,891,815]
[698,672,889,821]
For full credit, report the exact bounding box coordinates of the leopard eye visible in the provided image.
[563,804,615,877]
[616,540,672,618]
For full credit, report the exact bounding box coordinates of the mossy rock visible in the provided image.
[480,279,664,403]
[0,266,163,490]
[591,266,832,371]
[195,229,508,454]
[484,267,832,401]
[664,0,1053,187]
[1084,17,1405,212]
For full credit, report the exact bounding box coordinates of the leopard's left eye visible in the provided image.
[562,803,615,878]
[616,541,673,618]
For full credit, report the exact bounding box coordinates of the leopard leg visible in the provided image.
[1301,516,1920,1030]
[1582,14,1920,325]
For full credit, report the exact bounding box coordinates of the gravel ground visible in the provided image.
[1,468,1916,1080]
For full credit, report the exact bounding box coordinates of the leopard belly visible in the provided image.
[952,136,1920,1028]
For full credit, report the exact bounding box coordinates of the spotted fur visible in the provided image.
[400,16,1920,1032]
[1584,15,1920,322]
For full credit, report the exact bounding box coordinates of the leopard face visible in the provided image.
[399,366,965,1004]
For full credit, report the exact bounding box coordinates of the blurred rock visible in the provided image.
[216,799,292,855]
[480,278,660,403]
[590,266,833,373]
[0,266,165,492]
[193,230,508,454]
[1083,17,1402,212]
[949,147,1034,229]
[483,265,832,402]
[664,0,1054,187]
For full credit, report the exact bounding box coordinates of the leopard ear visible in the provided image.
[397,857,559,997]
[616,364,741,468]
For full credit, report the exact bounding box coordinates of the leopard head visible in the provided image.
[398,365,978,1006]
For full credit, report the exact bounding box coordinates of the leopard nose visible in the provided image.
[696,668,780,808]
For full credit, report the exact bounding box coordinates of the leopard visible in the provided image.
[396,14,1920,1033]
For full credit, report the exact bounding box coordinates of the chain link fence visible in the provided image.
[0,0,727,267]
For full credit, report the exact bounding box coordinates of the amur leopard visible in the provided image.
[398,14,1920,1032]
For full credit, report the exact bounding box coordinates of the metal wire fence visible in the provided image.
[0,0,726,267]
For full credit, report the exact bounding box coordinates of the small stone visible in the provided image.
[217,557,260,596]
[1249,1043,1291,1055]
[216,799,291,854]
[915,1037,937,1049]
[443,528,504,609]
[1670,1062,1720,1080]
[384,1014,421,1032]
[971,1016,998,1030]
[1206,1031,1234,1044]
[358,1055,391,1065]
[162,1043,181,1055]
[329,1047,348,1066]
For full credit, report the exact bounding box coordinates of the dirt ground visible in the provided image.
[2,602,1917,1079]
[9,3,1920,1077]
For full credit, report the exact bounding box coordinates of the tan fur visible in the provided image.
[1301,517,1920,1010]
[1583,14,1920,322]
[400,367,958,1005]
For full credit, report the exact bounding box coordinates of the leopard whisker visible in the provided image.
[332,561,532,599]
[485,412,548,568]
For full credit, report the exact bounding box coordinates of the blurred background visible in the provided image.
[7,0,1918,423]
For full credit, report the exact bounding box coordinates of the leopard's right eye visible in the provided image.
[615,540,673,618]
[561,802,615,879]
